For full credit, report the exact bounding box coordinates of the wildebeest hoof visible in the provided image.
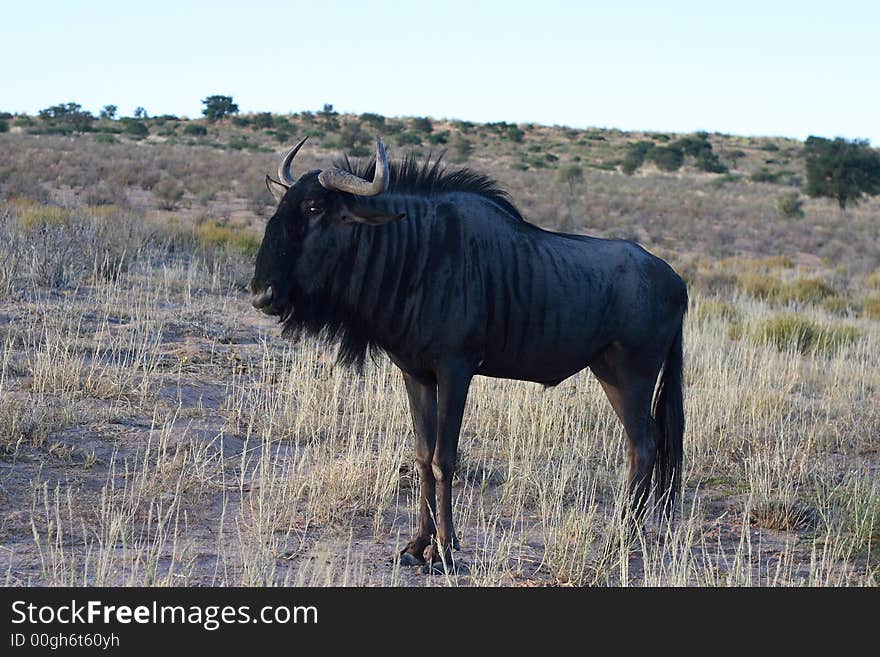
[398,551,426,567]
[423,559,469,576]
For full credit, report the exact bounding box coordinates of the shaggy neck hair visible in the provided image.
[281,153,524,370]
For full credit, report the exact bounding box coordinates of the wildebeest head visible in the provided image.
[249,136,404,321]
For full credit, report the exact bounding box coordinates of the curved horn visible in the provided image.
[317,137,389,197]
[277,136,309,186]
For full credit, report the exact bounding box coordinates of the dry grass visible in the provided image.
[1,127,879,587]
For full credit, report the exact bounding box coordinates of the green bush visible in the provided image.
[197,220,260,256]
[396,132,423,146]
[863,297,880,320]
[647,146,684,172]
[252,112,274,130]
[120,119,148,139]
[359,112,385,129]
[410,117,433,133]
[777,278,835,304]
[183,123,207,136]
[428,131,449,145]
[755,315,859,354]
[558,164,584,190]
[738,272,781,300]
[94,133,116,144]
[0,119,7,133]
[621,141,655,175]
[821,295,859,317]
[750,167,782,183]
[777,191,804,218]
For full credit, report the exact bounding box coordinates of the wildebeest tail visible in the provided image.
[653,318,685,517]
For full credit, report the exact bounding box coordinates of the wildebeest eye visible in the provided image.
[302,200,324,217]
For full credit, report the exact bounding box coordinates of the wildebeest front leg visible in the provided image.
[424,364,472,572]
[399,372,437,566]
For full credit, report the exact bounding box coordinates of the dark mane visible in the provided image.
[334,151,525,222]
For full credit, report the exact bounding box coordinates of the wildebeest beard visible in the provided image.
[279,291,377,371]
[276,234,379,371]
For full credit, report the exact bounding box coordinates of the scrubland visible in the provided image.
[0,115,878,586]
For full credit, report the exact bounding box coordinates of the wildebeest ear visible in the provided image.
[265,175,288,203]
[341,201,405,226]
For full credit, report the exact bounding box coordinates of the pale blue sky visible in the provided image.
[2,1,878,143]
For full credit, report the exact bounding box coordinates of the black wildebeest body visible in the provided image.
[251,137,687,570]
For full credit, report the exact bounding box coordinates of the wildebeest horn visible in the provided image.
[277,136,309,186]
[317,137,389,197]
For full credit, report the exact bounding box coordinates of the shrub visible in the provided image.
[694,298,739,323]
[647,145,684,172]
[273,116,293,131]
[341,122,368,149]
[0,119,7,133]
[558,164,584,191]
[862,297,880,320]
[451,134,472,163]
[427,131,449,145]
[120,119,148,139]
[252,112,274,130]
[396,132,422,146]
[183,123,207,136]
[359,112,385,129]
[154,179,184,210]
[750,167,782,183]
[737,272,781,300]
[197,220,260,255]
[755,315,859,354]
[776,191,804,218]
[821,295,859,317]
[94,133,117,144]
[621,141,654,175]
[410,117,433,133]
[777,279,835,304]
[867,271,880,291]
[695,150,728,173]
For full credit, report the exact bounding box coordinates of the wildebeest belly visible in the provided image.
[476,306,611,385]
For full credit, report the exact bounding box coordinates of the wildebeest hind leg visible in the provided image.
[590,347,662,527]
[399,373,438,566]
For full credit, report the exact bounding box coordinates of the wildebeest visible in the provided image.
[251,136,687,572]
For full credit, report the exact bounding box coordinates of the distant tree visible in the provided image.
[804,136,880,211]
[321,103,337,115]
[359,112,385,129]
[120,118,149,139]
[100,104,118,120]
[427,130,449,145]
[411,116,433,133]
[133,106,148,119]
[252,112,274,130]
[183,123,208,136]
[558,164,584,193]
[621,141,655,175]
[647,145,685,172]
[396,131,422,146]
[38,102,94,132]
[202,95,239,122]
[672,133,728,173]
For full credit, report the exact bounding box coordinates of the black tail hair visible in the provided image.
[653,317,685,517]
